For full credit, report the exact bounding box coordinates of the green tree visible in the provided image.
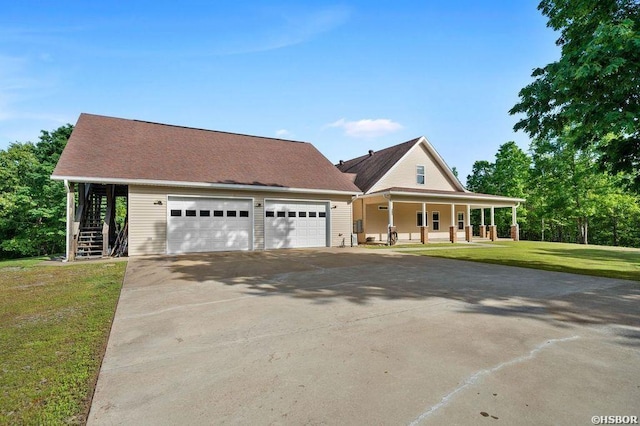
[588,174,640,246]
[0,125,73,258]
[466,160,495,194]
[527,131,635,245]
[510,0,640,188]
[466,142,531,237]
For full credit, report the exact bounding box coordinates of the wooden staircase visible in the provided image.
[76,185,107,259]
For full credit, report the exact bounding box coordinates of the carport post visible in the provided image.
[65,181,75,262]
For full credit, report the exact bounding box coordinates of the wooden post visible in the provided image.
[102,185,115,257]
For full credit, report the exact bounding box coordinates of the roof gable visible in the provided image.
[53,113,361,193]
[337,137,466,194]
[336,138,419,193]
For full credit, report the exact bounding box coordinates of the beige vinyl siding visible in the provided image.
[128,186,168,256]
[369,143,458,193]
[128,185,353,255]
[330,199,352,247]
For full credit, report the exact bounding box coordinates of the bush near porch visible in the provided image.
[0,258,125,424]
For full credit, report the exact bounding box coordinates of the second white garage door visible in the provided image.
[264,201,328,249]
[167,197,252,254]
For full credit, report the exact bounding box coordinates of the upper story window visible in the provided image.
[416,165,425,185]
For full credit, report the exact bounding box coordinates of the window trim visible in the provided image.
[457,212,464,230]
[416,211,428,227]
[416,165,425,185]
[432,211,440,231]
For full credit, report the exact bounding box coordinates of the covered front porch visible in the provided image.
[353,188,524,245]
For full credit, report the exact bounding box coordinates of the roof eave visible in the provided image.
[361,189,525,204]
[51,175,362,196]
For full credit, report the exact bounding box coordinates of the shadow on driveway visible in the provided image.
[131,249,640,341]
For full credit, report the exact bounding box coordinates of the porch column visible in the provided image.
[421,202,428,244]
[387,199,394,245]
[511,205,519,241]
[449,204,457,243]
[65,181,75,262]
[465,204,472,242]
[479,208,486,239]
[360,198,367,244]
[489,206,497,241]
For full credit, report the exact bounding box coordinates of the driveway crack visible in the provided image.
[408,335,581,425]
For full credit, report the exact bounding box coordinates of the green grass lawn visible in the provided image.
[403,241,640,281]
[0,259,126,424]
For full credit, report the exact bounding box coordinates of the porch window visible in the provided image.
[416,165,425,185]
[432,211,440,230]
[457,212,464,230]
[416,211,427,227]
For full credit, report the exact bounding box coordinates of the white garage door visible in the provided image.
[265,201,328,249]
[167,197,252,254]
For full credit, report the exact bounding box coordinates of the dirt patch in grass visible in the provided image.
[0,260,126,424]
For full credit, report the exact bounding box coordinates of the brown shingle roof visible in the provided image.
[336,138,420,192]
[52,113,361,193]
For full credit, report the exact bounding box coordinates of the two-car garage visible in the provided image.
[167,196,329,254]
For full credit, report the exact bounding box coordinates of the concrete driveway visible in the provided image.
[88,248,639,425]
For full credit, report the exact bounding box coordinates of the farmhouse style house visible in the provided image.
[336,137,524,244]
[52,113,523,260]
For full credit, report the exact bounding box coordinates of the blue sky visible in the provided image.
[0,1,558,183]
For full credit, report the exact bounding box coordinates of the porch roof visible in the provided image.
[363,187,525,205]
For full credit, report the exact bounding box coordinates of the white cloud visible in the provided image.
[275,129,293,138]
[327,118,403,138]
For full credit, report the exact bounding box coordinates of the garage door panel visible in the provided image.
[167,197,252,254]
[265,201,328,249]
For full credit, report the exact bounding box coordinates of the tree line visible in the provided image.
[466,138,640,247]
[0,126,73,258]
[479,0,640,247]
